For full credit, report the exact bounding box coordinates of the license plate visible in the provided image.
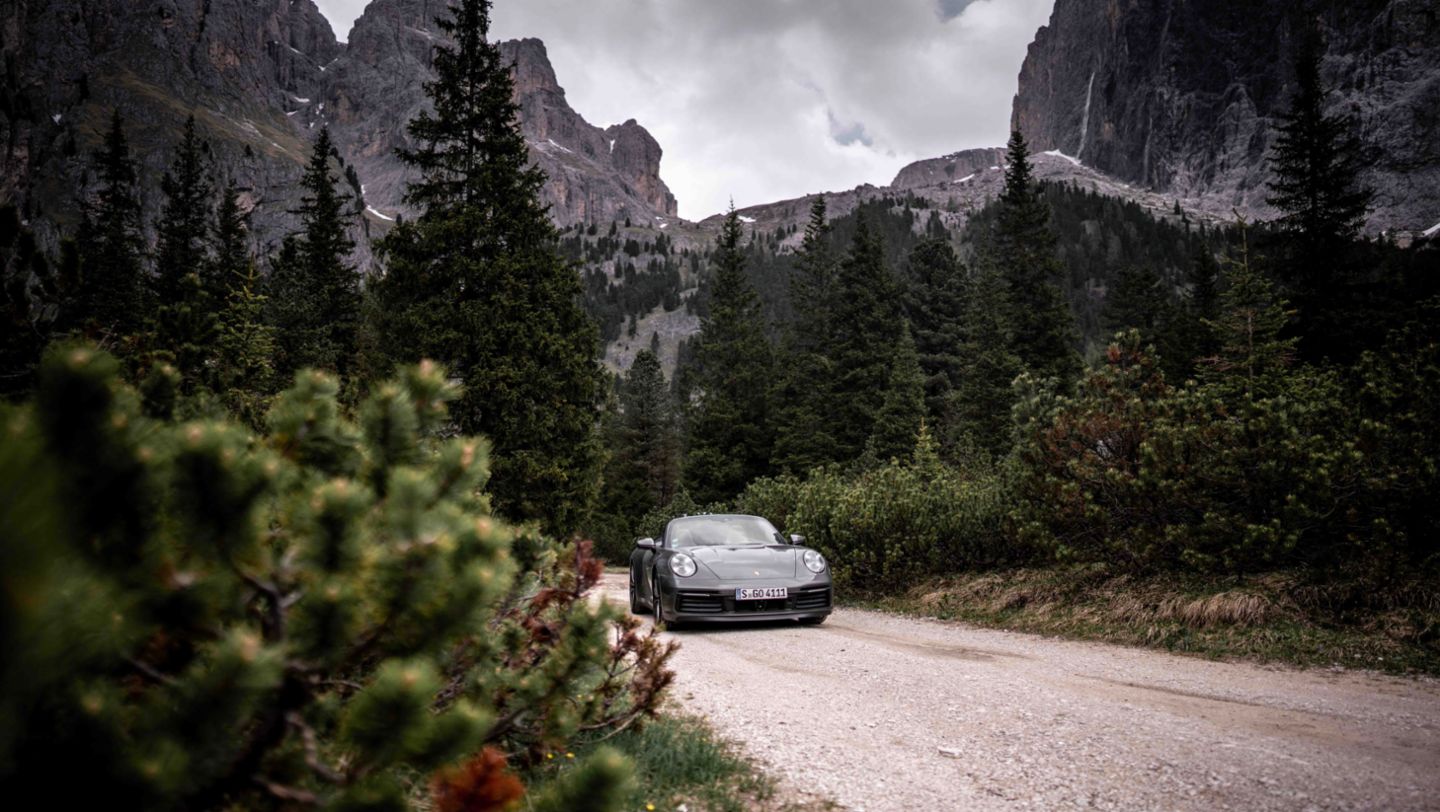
[735,587,788,601]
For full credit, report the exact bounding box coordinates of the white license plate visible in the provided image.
[735,587,788,601]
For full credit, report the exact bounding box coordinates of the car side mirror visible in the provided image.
[635,537,657,550]
[790,534,806,545]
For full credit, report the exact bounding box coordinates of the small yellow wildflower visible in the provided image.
[646,805,656,812]
[546,753,555,760]
[565,752,575,759]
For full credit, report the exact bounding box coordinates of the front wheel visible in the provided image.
[799,615,827,626]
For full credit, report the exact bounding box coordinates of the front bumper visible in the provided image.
[658,576,833,623]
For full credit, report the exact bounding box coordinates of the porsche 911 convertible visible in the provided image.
[628,514,832,626]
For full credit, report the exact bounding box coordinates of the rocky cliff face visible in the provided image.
[1011,0,1440,235]
[1,0,676,260]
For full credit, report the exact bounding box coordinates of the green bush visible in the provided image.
[0,346,674,810]
[735,437,1014,593]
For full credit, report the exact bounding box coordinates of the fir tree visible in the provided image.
[995,129,1079,385]
[1265,27,1374,360]
[683,209,774,503]
[949,263,1022,457]
[902,237,968,422]
[211,184,275,424]
[152,117,218,385]
[153,117,213,315]
[267,127,359,381]
[593,349,681,556]
[828,213,902,460]
[371,0,603,532]
[76,109,147,343]
[866,321,926,462]
[770,196,841,472]
[1199,236,1299,402]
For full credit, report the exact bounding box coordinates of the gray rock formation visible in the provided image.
[1,0,677,262]
[1011,0,1440,236]
[889,148,1008,193]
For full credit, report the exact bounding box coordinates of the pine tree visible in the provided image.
[267,127,359,381]
[683,209,774,503]
[0,347,672,811]
[371,0,603,532]
[153,117,213,315]
[949,263,1022,457]
[593,349,681,557]
[1265,27,1374,360]
[76,109,147,343]
[828,213,902,460]
[0,206,56,396]
[866,321,926,462]
[770,196,841,472]
[152,116,218,385]
[1199,236,1299,402]
[995,129,1079,385]
[211,184,275,424]
[902,237,968,422]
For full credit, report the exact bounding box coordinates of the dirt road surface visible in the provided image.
[598,574,1440,811]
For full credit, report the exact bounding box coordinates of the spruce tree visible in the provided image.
[995,129,1079,385]
[828,213,902,460]
[866,321,927,462]
[371,0,603,532]
[683,209,774,503]
[903,237,968,422]
[770,196,841,472]
[1265,27,1373,359]
[152,117,218,385]
[1199,238,1299,402]
[267,127,359,381]
[212,184,275,423]
[76,109,147,343]
[949,263,1023,457]
[153,117,213,315]
[594,349,680,554]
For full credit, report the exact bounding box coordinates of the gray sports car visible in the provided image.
[628,514,833,626]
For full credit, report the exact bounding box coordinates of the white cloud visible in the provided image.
[314,0,1054,220]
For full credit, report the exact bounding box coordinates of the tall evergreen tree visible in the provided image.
[267,127,359,381]
[152,116,218,384]
[770,196,841,472]
[595,349,681,549]
[211,183,275,423]
[828,213,901,460]
[1265,27,1374,359]
[683,209,774,504]
[948,263,1022,457]
[153,117,212,313]
[866,321,927,462]
[76,109,147,343]
[371,0,603,532]
[902,238,968,422]
[1199,238,1299,402]
[995,129,1079,385]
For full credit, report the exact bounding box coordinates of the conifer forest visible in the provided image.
[2,0,1438,809]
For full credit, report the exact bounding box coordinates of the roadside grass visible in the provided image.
[530,713,829,812]
[851,565,1440,676]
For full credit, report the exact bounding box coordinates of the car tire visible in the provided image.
[799,615,827,626]
[629,578,643,615]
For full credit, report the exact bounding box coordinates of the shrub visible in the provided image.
[0,346,674,811]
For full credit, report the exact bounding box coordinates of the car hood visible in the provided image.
[688,546,797,580]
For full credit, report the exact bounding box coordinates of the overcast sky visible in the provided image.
[313,0,1054,220]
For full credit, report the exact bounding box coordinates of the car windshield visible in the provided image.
[667,516,781,549]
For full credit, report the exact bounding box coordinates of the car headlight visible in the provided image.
[670,552,697,577]
[803,550,826,573]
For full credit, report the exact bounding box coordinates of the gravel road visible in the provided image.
[599,574,1440,811]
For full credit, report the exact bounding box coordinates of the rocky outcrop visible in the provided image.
[1,0,677,262]
[1011,0,1440,235]
[1,0,341,254]
[889,148,1008,192]
[317,0,676,227]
